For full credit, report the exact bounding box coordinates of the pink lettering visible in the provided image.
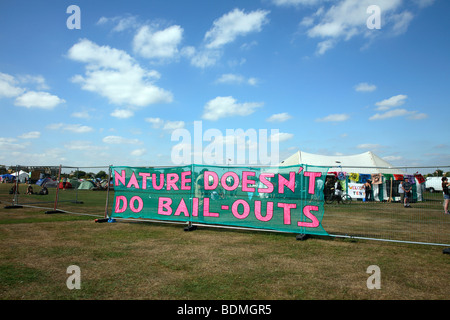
[203,198,219,217]
[152,173,164,190]
[129,196,143,213]
[278,172,296,194]
[114,195,127,213]
[174,198,189,217]
[242,171,256,192]
[158,197,172,215]
[221,171,239,191]
[166,173,179,190]
[181,171,191,190]
[114,170,126,186]
[304,172,322,194]
[258,173,274,193]
[298,205,319,228]
[139,172,150,189]
[232,199,250,219]
[204,171,219,190]
[126,172,140,189]
[254,200,273,222]
[277,202,297,224]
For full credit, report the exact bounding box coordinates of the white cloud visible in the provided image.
[71,110,92,119]
[390,11,414,36]
[204,8,270,49]
[413,0,435,8]
[269,132,294,142]
[0,137,25,150]
[301,0,414,54]
[215,73,259,86]
[369,108,427,121]
[97,15,140,32]
[145,118,184,131]
[186,48,222,68]
[316,39,335,55]
[0,72,25,98]
[202,96,264,121]
[64,140,108,152]
[47,123,93,133]
[67,39,173,107]
[267,112,292,122]
[102,135,142,145]
[18,131,41,139]
[407,111,428,120]
[110,108,134,119]
[133,25,183,60]
[357,143,382,150]
[316,113,350,122]
[131,148,147,156]
[271,0,323,6]
[17,74,49,90]
[354,82,376,92]
[375,94,407,110]
[145,117,164,128]
[163,121,185,131]
[14,91,65,109]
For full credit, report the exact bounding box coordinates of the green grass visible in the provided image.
[1,183,450,300]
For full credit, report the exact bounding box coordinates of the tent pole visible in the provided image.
[45,165,63,214]
[389,177,393,202]
[104,165,112,219]
[13,165,19,205]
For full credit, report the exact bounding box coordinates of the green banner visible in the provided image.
[111,164,329,235]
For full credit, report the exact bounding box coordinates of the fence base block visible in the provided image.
[4,205,23,209]
[296,234,310,241]
[45,210,65,214]
[184,224,198,232]
[95,218,109,223]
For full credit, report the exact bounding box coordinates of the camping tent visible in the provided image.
[11,170,29,183]
[36,177,51,186]
[280,151,424,201]
[78,180,95,190]
[0,174,14,182]
[58,182,72,189]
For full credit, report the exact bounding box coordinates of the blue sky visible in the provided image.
[0,0,449,169]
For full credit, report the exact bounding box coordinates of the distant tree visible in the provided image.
[72,170,87,178]
[95,170,108,179]
[434,170,443,176]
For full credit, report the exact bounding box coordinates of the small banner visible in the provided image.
[110,164,329,235]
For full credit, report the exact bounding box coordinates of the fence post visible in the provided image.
[104,165,113,219]
[4,165,23,209]
[45,165,64,214]
[184,163,197,231]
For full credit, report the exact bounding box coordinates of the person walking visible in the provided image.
[402,177,412,208]
[442,177,450,214]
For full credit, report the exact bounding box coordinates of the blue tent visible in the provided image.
[1,174,14,181]
[36,177,51,186]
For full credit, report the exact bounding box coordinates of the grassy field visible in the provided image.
[1,183,450,300]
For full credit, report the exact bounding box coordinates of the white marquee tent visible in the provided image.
[279,151,424,201]
[11,170,29,183]
[280,151,404,175]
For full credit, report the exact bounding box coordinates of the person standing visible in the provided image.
[398,180,404,204]
[442,177,450,214]
[402,177,412,208]
[364,179,372,202]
